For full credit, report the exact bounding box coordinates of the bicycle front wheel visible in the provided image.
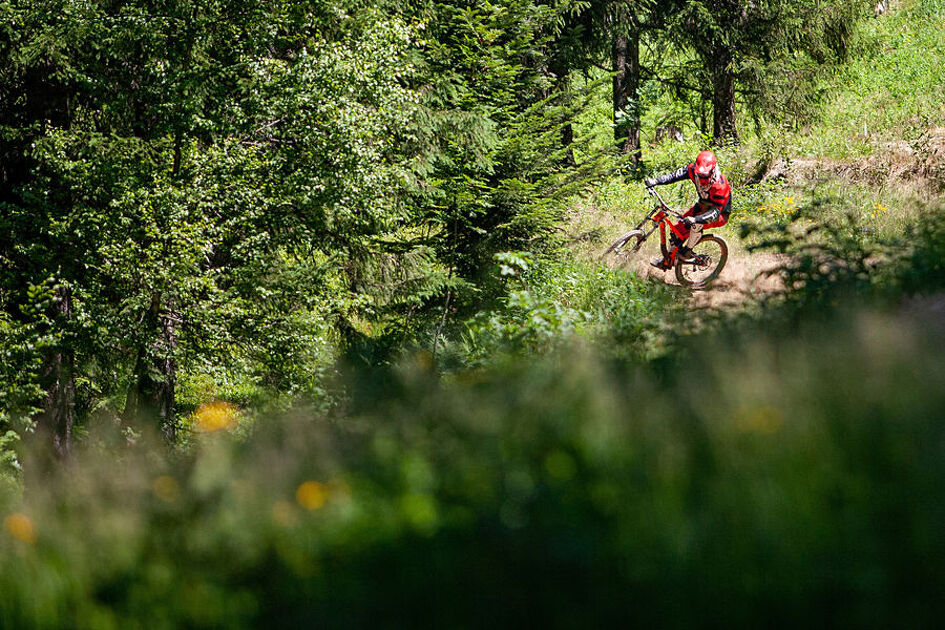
[675,234,728,289]
[602,230,645,267]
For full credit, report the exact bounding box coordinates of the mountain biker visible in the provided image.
[644,150,731,270]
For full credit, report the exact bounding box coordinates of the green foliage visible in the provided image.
[0,303,48,434]
[0,0,615,441]
[0,0,443,431]
[461,252,591,362]
[401,0,602,297]
[790,0,945,157]
[0,430,20,485]
[895,203,945,295]
[455,250,682,367]
[659,0,873,139]
[601,0,875,144]
[4,306,945,627]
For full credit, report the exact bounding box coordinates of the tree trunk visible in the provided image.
[150,305,177,442]
[38,285,75,459]
[710,51,738,143]
[612,22,642,164]
[125,293,177,441]
[561,122,576,167]
[547,55,576,167]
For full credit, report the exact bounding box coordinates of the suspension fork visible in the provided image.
[660,217,690,260]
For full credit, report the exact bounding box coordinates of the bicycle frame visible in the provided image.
[604,186,729,288]
[634,188,690,260]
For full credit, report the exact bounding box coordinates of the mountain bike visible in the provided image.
[602,187,728,289]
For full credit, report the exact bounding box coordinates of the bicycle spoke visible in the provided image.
[675,236,727,288]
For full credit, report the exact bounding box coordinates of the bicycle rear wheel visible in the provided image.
[674,234,728,289]
[602,230,645,267]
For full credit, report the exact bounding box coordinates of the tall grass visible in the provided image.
[790,0,945,157]
[3,297,945,627]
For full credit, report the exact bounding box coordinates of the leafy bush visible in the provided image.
[896,203,945,294]
[452,250,683,368]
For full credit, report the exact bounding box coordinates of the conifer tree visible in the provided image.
[665,0,870,142]
[549,0,671,163]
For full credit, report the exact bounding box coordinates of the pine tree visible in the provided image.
[664,0,870,142]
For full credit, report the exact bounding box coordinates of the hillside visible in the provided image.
[3,0,945,627]
[558,0,945,315]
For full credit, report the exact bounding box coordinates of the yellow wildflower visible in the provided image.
[152,475,180,503]
[296,481,328,511]
[4,513,37,545]
[193,401,239,433]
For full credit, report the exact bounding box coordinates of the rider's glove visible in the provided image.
[644,177,657,188]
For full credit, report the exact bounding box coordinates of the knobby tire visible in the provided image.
[674,234,728,289]
[602,230,645,266]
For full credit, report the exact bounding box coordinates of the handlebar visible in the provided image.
[645,186,686,220]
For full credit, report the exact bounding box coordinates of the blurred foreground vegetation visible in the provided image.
[3,204,945,627]
[4,294,945,627]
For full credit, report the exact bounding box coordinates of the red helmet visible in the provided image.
[694,150,717,179]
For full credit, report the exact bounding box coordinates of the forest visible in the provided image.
[2,0,945,626]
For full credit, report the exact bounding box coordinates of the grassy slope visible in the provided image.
[567,0,945,291]
[793,0,945,159]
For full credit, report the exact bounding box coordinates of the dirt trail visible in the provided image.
[686,251,786,309]
[608,238,787,309]
[593,128,945,311]
[761,128,945,195]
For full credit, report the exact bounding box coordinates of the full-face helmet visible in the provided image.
[694,150,718,181]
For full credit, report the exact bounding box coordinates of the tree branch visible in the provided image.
[642,70,711,98]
